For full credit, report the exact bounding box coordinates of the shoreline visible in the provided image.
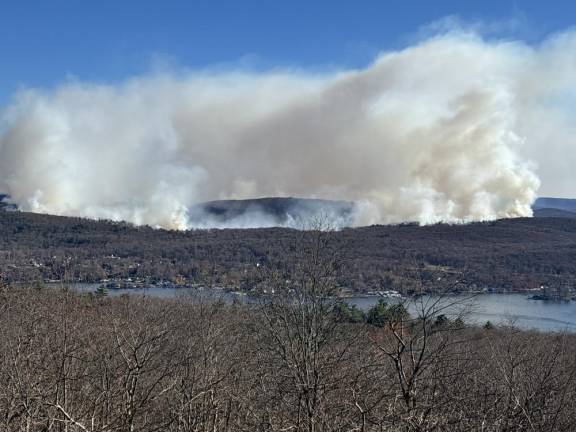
[41,280,573,302]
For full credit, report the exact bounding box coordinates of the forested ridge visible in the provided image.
[1,214,576,431]
[1,209,576,293]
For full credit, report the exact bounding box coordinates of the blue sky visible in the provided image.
[0,0,574,104]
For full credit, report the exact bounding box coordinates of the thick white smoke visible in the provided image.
[1,28,575,229]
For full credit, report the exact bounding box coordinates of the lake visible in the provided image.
[346,293,576,332]
[57,284,576,332]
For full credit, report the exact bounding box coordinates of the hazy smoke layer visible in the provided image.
[3,29,576,229]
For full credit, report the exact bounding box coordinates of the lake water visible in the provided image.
[58,284,576,332]
[346,293,576,333]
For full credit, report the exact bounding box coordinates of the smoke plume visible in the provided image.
[2,28,576,229]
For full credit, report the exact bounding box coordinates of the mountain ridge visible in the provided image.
[1,207,576,293]
[2,195,576,224]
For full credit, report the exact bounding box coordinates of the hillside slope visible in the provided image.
[1,209,575,292]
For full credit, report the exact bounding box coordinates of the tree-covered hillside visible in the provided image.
[1,209,575,292]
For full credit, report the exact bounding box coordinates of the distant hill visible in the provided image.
[3,194,576,223]
[532,198,576,219]
[194,196,576,225]
[533,197,576,213]
[189,197,355,228]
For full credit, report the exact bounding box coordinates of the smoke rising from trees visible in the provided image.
[2,28,575,229]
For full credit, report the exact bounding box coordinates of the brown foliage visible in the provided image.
[0,285,574,431]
